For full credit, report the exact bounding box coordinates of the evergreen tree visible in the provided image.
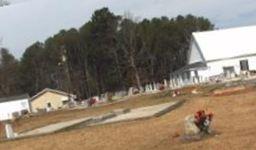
[0,8,214,98]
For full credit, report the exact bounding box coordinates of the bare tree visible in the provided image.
[119,13,142,90]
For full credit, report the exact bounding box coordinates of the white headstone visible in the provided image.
[164,79,168,88]
[184,115,200,136]
[139,86,144,93]
[150,83,153,91]
[169,79,172,89]
[171,79,175,89]
[128,87,133,96]
[153,82,157,91]
[178,75,184,87]
[156,83,160,90]
[101,93,108,102]
[2,121,15,139]
[145,85,149,93]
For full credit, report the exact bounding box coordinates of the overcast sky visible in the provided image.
[1,0,256,58]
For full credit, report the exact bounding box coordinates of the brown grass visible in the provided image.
[1,86,256,150]
[12,91,177,134]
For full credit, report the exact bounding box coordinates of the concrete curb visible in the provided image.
[154,100,185,117]
[89,100,185,127]
[56,108,131,131]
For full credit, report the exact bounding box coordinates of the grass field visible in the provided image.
[1,85,256,150]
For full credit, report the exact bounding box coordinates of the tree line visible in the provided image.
[0,0,10,7]
[0,7,214,99]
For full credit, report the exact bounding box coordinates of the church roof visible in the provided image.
[192,25,256,62]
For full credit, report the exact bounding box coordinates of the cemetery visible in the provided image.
[0,10,256,148]
[0,79,256,149]
[2,24,256,148]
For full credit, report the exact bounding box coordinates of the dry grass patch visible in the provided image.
[1,87,256,149]
[12,91,177,134]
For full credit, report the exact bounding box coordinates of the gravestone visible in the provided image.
[101,92,108,102]
[128,87,133,96]
[178,76,184,87]
[139,86,144,93]
[164,79,168,88]
[145,85,149,93]
[148,84,151,92]
[150,83,153,91]
[193,77,198,84]
[4,121,15,139]
[1,113,16,139]
[184,115,200,135]
[169,79,174,89]
[153,82,157,91]
[156,83,160,90]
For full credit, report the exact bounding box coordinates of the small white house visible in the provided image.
[170,25,256,86]
[0,94,31,121]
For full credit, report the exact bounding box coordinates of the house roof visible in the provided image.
[192,25,256,61]
[30,88,76,102]
[0,94,29,103]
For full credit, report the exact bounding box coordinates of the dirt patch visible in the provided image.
[213,85,246,96]
[171,85,199,95]
[212,85,256,97]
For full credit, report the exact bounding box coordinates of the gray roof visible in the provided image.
[171,62,207,75]
[0,94,30,103]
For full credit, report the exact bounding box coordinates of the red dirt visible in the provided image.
[212,85,256,96]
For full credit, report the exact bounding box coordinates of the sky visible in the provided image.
[1,0,256,58]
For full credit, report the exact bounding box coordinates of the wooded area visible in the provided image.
[0,7,214,99]
[0,0,9,7]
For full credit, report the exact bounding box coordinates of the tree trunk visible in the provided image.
[113,50,126,90]
[83,58,91,98]
[129,53,141,90]
[149,55,155,81]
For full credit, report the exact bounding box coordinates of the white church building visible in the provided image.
[170,25,256,87]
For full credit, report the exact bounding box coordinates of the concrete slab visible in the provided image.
[17,108,130,138]
[16,100,183,139]
[18,117,93,138]
[92,100,183,125]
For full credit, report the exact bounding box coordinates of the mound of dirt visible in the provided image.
[212,85,246,96]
